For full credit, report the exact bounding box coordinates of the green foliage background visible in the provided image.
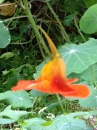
[0,0,97,129]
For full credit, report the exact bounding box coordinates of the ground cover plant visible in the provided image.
[0,0,97,129]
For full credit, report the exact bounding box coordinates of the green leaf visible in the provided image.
[59,38,97,75]
[30,90,45,97]
[44,115,91,130]
[79,87,97,108]
[80,4,97,34]
[64,13,77,26]
[22,118,46,130]
[21,113,92,130]
[63,0,84,13]
[78,63,97,84]
[47,100,65,111]
[0,52,14,59]
[52,119,90,130]
[0,21,11,48]
[0,105,31,121]
[0,91,33,108]
[0,0,5,4]
[67,110,97,119]
[83,0,97,7]
[0,118,14,124]
[19,23,25,37]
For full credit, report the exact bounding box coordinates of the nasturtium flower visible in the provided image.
[12,26,90,98]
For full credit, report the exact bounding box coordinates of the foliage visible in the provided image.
[0,20,10,48]
[0,0,97,129]
[80,4,97,34]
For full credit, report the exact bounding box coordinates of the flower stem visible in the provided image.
[56,94,64,113]
[22,0,52,59]
[90,66,97,88]
[45,0,71,44]
[74,17,86,42]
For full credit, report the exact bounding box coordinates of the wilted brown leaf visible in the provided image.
[0,1,17,16]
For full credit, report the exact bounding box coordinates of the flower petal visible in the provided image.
[12,79,58,93]
[12,80,34,91]
[26,80,54,93]
[60,84,90,98]
[66,78,79,83]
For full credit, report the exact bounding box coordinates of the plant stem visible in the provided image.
[23,0,52,59]
[90,66,97,88]
[45,0,71,44]
[74,17,86,42]
[3,15,28,22]
[56,94,64,113]
[36,37,46,63]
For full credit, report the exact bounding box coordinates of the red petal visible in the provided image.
[11,80,57,93]
[12,80,34,91]
[26,80,53,93]
[66,78,79,83]
[51,75,75,93]
[60,84,90,98]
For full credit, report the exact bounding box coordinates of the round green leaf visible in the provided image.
[0,105,31,121]
[80,4,97,34]
[79,87,97,108]
[0,20,11,48]
[59,38,97,75]
[0,91,33,108]
[45,115,90,130]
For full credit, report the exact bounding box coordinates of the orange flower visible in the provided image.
[12,26,90,98]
